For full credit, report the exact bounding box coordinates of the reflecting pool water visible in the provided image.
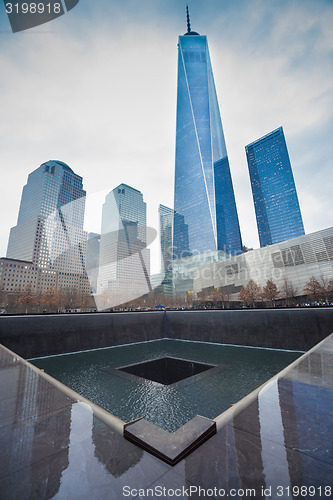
[30,339,302,432]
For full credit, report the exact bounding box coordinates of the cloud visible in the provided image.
[0,13,177,272]
[206,0,333,246]
[0,0,332,268]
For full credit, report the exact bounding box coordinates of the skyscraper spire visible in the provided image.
[184,5,199,36]
[186,5,191,33]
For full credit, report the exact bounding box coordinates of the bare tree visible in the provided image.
[215,286,232,309]
[304,276,324,302]
[208,288,220,308]
[16,284,35,314]
[238,279,261,307]
[223,288,232,308]
[79,291,95,312]
[0,287,7,312]
[97,289,113,311]
[281,277,298,306]
[263,279,279,307]
[216,287,225,309]
[304,276,332,303]
[34,292,43,314]
[317,275,333,303]
[186,290,194,307]
[329,279,333,299]
[41,286,60,312]
[60,287,81,311]
[173,294,187,309]
[164,294,174,309]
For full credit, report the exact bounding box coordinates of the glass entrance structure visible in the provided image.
[173,10,243,258]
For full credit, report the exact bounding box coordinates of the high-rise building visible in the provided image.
[96,184,151,307]
[159,204,174,295]
[6,160,89,292]
[245,126,305,247]
[173,8,242,258]
[86,232,101,294]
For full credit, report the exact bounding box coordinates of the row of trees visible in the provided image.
[1,284,94,314]
[238,276,333,307]
[1,275,332,314]
[303,276,333,303]
[0,284,190,314]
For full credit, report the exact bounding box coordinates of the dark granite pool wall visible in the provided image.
[0,308,333,359]
[0,312,165,359]
[165,309,333,350]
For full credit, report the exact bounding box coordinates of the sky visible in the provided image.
[0,0,332,273]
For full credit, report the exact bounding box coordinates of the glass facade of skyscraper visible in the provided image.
[246,127,305,247]
[6,160,89,292]
[173,24,242,257]
[159,204,174,294]
[96,184,150,308]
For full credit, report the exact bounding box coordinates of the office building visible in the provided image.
[86,232,101,294]
[159,205,174,295]
[173,250,229,297]
[246,127,305,247]
[193,226,333,302]
[0,258,39,293]
[6,160,89,293]
[96,184,151,308]
[173,7,242,257]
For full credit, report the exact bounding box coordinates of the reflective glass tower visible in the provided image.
[173,8,243,258]
[159,204,174,294]
[246,126,305,247]
[97,184,151,307]
[6,160,88,291]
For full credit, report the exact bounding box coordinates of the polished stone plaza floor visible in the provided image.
[0,334,332,499]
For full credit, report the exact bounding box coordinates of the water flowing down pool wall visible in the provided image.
[0,308,333,359]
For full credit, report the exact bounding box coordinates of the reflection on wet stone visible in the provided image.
[0,332,332,497]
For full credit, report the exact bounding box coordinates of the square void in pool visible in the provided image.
[117,356,215,385]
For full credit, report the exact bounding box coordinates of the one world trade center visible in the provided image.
[173,8,243,258]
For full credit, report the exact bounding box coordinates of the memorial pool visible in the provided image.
[30,339,302,432]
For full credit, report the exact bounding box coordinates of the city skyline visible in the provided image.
[0,0,332,274]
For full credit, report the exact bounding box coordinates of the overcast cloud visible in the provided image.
[0,0,332,272]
